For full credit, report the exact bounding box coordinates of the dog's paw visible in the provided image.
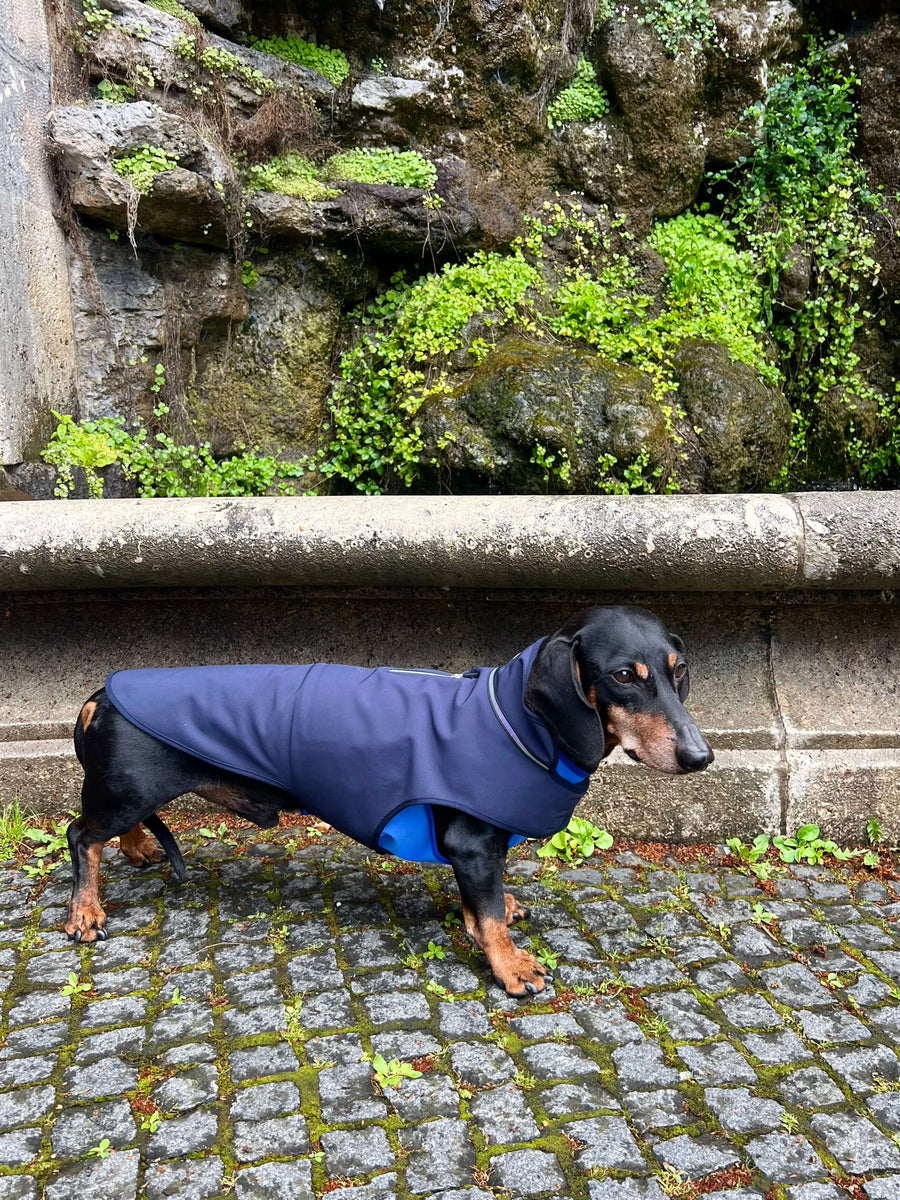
[504,893,529,926]
[65,900,108,944]
[492,947,553,998]
[119,830,164,868]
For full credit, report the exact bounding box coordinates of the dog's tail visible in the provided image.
[144,813,187,884]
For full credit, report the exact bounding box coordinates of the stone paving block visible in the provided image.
[622,1087,690,1131]
[449,1043,517,1088]
[0,1056,55,1087]
[45,1149,140,1200]
[821,1045,900,1094]
[230,1080,300,1121]
[745,1131,828,1183]
[572,1001,645,1045]
[809,1110,900,1173]
[300,988,355,1029]
[796,1008,870,1043]
[508,1012,583,1040]
[0,1085,54,1131]
[322,1126,394,1176]
[401,1118,476,1193]
[570,1115,645,1171]
[229,1042,299,1083]
[363,990,430,1027]
[542,1081,619,1117]
[223,1004,286,1037]
[490,1148,565,1194]
[51,1099,136,1157]
[234,1160,313,1200]
[223,968,281,1006]
[865,1179,900,1199]
[146,1109,218,1160]
[741,1030,812,1065]
[153,1064,219,1112]
[323,1175,397,1199]
[0,1178,38,1200]
[471,1081,539,1142]
[370,1030,441,1060]
[705,1086,785,1133]
[620,959,685,987]
[306,1032,366,1066]
[785,1186,846,1200]
[438,999,492,1038]
[0,1129,42,1166]
[760,963,836,1008]
[144,1156,224,1200]
[718,992,783,1029]
[692,960,753,993]
[388,1073,460,1120]
[288,950,343,992]
[319,1064,387,1122]
[777,1067,846,1108]
[867,1092,900,1131]
[233,1114,310,1162]
[522,1042,600,1080]
[62,1058,138,1099]
[587,1181,666,1199]
[678,1042,756,1086]
[646,992,720,1040]
[147,1002,214,1048]
[612,1042,680,1089]
[652,1132,741,1178]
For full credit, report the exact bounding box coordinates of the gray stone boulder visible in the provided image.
[419,337,672,492]
[86,0,334,114]
[177,0,246,37]
[67,227,247,423]
[46,101,232,246]
[672,339,791,492]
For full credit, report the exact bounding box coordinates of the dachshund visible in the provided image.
[65,605,712,997]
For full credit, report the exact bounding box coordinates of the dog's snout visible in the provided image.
[676,728,714,773]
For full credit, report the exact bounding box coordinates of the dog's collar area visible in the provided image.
[487,663,589,786]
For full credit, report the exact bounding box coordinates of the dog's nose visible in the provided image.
[676,730,714,773]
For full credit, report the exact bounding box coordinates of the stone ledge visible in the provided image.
[1,492,898,594]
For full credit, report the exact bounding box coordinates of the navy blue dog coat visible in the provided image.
[105,639,590,864]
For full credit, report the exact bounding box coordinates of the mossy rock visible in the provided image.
[672,339,791,492]
[419,336,671,492]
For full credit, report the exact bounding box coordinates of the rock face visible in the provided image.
[2,0,894,492]
[420,338,674,493]
[47,102,233,247]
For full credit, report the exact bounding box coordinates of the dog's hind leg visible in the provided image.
[119,823,165,868]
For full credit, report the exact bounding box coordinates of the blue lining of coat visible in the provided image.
[377,804,526,865]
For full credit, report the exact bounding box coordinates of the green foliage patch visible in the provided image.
[42,409,305,498]
[244,151,338,202]
[174,34,275,95]
[716,39,893,486]
[112,144,179,194]
[145,0,200,25]
[96,79,135,104]
[632,0,716,55]
[322,147,437,190]
[547,55,609,128]
[537,816,613,863]
[250,36,349,87]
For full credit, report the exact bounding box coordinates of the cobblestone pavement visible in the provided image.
[1,828,900,1199]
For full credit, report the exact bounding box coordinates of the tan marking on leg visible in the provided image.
[504,893,527,926]
[80,700,97,729]
[634,661,649,680]
[480,917,550,996]
[119,824,163,867]
[461,902,482,946]
[65,841,107,942]
[605,704,679,772]
[667,652,678,669]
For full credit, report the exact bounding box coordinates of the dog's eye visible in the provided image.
[612,669,635,685]
[673,663,687,681]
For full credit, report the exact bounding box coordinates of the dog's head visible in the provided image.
[524,606,713,776]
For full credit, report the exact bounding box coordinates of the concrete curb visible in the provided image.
[1,492,898,593]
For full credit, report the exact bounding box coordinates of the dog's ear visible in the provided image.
[525,635,605,773]
[669,633,690,701]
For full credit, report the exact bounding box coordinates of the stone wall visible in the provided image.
[0,0,77,464]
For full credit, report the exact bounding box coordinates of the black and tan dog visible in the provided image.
[65,606,712,996]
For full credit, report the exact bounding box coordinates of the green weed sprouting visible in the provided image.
[112,145,179,195]
[41,410,306,499]
[145,0,200,25]
[250,36,349,87]
[547,56,609,128]
[322,148,437,190]
[632,0,717,56]
[244,152,339,202]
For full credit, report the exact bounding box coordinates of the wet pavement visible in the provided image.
[0,827,899,1199]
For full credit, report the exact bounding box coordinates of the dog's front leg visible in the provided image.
[434,808,551,998]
